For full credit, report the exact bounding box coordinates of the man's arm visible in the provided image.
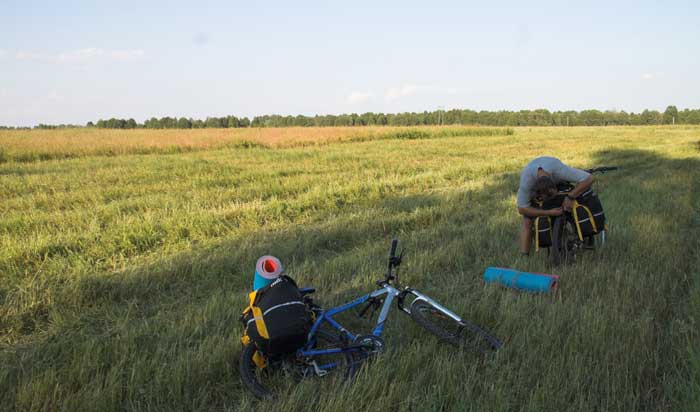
[555,161,594,210]
[567,174,594,198]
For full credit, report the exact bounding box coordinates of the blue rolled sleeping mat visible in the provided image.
[483,267,559,293]
[253,256,284,290]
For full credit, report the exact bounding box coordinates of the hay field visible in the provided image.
[1,125,698,411]
[0,126,511,162]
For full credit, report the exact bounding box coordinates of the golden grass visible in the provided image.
[0,126,511,162]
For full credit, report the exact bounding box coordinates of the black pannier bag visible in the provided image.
[241,275,312,357]
[531,195,562,251]
[534,216,553,250]
[572,189,606,240]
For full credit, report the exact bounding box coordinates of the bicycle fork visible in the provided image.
[397,288,464,324]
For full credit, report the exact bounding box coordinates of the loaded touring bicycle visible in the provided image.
[532,166,619,265]
[239,240,502,399]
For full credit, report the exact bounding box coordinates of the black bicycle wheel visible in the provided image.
[239,330,356,400]
[409,300,502,354]
[239,344,299,400]
[551,216,577,266]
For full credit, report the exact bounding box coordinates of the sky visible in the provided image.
[1,0,699,126]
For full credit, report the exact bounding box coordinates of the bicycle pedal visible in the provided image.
[310,360,328,377]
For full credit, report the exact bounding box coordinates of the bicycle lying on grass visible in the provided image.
[239,239,503,400]
[541,166,619,266]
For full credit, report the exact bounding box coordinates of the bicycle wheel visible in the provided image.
[409,300,502,354]
[551,216,577,266]
[239,344,301,400]
[239,330,356,400]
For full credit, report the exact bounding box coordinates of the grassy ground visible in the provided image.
[1,126,698,411]
[0,125,511,162]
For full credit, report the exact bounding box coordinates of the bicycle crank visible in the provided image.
[352,335,385,356]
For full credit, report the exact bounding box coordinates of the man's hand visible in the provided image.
[547,207,564,216]
[562,197,574,211]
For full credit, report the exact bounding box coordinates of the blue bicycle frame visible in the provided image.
[297,285,398,365]
[297,284,464,372]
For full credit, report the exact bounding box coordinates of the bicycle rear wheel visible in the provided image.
[239,344,300,400]
[409,300,502,354]
[239,329,356,400]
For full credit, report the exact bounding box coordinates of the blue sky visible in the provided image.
[1,0,698,126]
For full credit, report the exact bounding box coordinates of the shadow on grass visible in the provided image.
[2,148,698,412]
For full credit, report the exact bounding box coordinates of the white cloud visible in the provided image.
[15,51,43,60]
[56,48,145,63]
[108,49,145,61]
[382,84,461,102]
[4,48,145,64]
[346,91,373,104]
[385,84,419,102]
[641,73,654,80]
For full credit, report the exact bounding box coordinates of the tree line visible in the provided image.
[84,116,252,129]
[253,106,697,127]
[87,106,699,129]
[2,106,699,130]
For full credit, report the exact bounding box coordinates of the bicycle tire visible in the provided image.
[239,343,279,400]
[551,216,576,266]
[409,300,502,354]
[239,329,356,400]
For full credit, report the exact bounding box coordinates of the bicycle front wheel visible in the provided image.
[409,300,502,354]
[551,216,577,266]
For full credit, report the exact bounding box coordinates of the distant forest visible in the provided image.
[3,106,700,130]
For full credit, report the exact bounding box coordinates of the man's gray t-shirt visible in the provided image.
[516,156,590,208]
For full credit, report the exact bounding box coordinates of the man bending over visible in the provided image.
[516,156,594,255]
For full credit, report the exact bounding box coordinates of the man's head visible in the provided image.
[533,175,557,200]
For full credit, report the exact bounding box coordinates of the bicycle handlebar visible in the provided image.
[382,239,401,285]
[585,166,619,174]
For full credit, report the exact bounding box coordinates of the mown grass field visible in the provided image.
[1,126,698,411]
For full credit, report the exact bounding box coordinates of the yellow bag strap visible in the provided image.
[251,306,269,339]
[242,289,270,339]
[252,350,267,369]
[587,205,598,233]
[572,201,597,240]
[242,290,258,317]
[572,201,583,241]
[534,216,551,252]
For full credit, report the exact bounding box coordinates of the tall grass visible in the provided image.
[0,126,512,163]
[0,126,698,411]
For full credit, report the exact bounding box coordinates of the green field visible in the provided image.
[1,126,699,411]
